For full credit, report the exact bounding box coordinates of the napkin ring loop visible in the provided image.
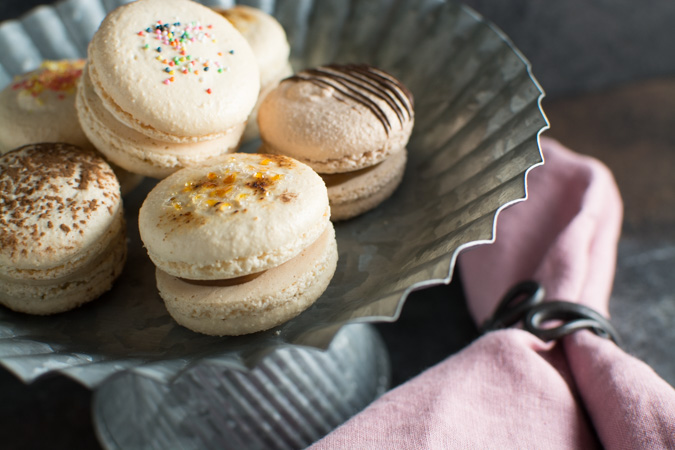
[482,281,622,346]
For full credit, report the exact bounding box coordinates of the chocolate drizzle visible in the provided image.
[287,64,414,135]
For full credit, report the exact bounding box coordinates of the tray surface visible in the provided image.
[0,0,548,387]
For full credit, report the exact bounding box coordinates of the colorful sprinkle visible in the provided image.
[206,88,212,94]
[137,19,229,89]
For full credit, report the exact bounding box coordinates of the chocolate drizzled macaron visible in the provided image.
[77,0,260,178]
[138,153,336,336]
[258,63,414,220]
[0,143,127,315]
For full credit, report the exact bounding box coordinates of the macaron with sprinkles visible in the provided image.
[0,143,127,315]
[258,63,415,221]
[79,0,260,176]
[138,153,337,336]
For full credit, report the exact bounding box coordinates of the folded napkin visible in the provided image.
[311,137,675,448]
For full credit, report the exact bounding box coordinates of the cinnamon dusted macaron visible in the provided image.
[138,153,337,336]
[258,63,414,220]
[0,60,143,194]
[216,5,293,142]
[77,0,260,177]
[0,143,126,315]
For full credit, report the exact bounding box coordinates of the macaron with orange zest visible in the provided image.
[138,153,336,336]
[0,60,143,194]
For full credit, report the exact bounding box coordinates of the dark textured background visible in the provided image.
[2,1,674,449]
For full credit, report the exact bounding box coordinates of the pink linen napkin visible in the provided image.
[311,137,675,449]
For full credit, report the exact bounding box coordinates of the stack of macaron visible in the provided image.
[0,0,418,336]
[215,5,293,142]
[257,63,415,221]
[0,143,126,315]
[138,153,337,336]
[75,0,260,178]
[0,59,143,195]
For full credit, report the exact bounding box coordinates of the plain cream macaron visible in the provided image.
[80,0,260,176]
[0,60,143,194]
[138,153,337,336]
[0,143,127,315]
[258,63,414,220]
[216,5,293,142]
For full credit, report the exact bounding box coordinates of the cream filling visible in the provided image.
[178,271,264,287]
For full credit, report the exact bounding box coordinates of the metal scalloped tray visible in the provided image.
[0,0,548,388]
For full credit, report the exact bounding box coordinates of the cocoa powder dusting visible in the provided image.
[0,143,120,259]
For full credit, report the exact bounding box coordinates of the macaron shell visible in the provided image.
[1,207,125,283]
[258,65,414,173]
[138,153,330,279]
[0,223,127,315]
[156,222,337,336]
[325,147,407,221]
[88,0,259,141]
[216,5,291,88]
[0,60,89,153]
[0,143,122,273]
[241,62,293,143]
[77,65,243,178]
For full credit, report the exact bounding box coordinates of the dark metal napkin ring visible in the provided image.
[481,281,621,346]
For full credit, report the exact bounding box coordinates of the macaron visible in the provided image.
[76,64,244,179]
[216,5,293,142]
[0,60,143,194]
[138,153,336,336]
[257,63,414,220]
[0,143,127,315]
[79,0,260,176]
